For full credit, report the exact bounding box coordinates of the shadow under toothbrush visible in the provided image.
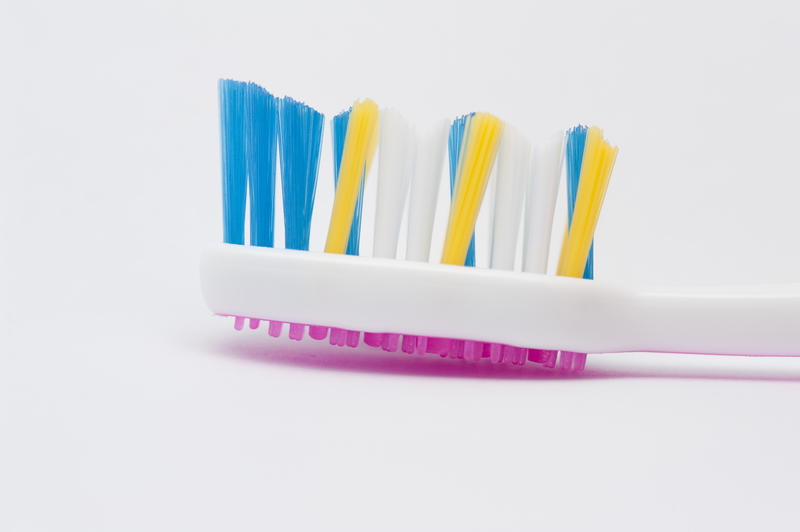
[206,335,800,384]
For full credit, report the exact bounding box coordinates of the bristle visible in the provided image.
[489,343,503,363]
[447,114,477,266]
[362,333,383,347]
[449,339,465,358]
[522,131,564,274]
[332,109,365,255]
[278,97,325,251]
[268,321,282,337]
[558,351,574,370]
[490,125,530,270]
[308,325,329,340]
[373,109,416,259]
[218,79,248,245]
[405,120,448,262]
[401,335,417,353]
[381,333,400,352]
[346,330,360,347]
[463,340,482,361]
[565,125,592,279]
[288,322,305,340]
[499,345,523,365]
[441,113,505,266]
[325,99,380,254]
[329,328,347,346]
[245,83,279,247]
[528,349,550,364]
[557,127,618,278]
[426,337,450,355]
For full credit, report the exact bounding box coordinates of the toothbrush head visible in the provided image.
[213,81,619,373]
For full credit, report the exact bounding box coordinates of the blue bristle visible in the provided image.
[277,97,325,251]
[565,125,593,279]
[448,114,476,267]
[218,79,248,245]
[245,83,279,247]
[332,109,365,256]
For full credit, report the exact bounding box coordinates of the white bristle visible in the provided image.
[490,125,531,271]
[373,109,416,259]
[522,131,565,274]
[404,119,448,262]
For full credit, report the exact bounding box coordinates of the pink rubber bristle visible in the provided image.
[346,330,360,348]
[223,315,586,372]
[560,351,581,371]
[557,351,585,372]
[288,323,305,341]
[448,339,465,359]
[268,321,283,337]
[308,325,328,340]
[464,340,482,361]
[329,328,347,346]
[381,333,400,352]
[363,332,383,347]
[401,335,416,354]
[481,343,491,358]
[489,343,503,363]
[528,348,548,364]
[424,337,450,356]
[415,336,428,355]
[504,345,524,366]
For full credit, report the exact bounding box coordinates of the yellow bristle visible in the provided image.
[556,126,618,278]
[324,99,380,254]
[440,112,505,265]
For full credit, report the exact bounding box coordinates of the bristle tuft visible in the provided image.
[565,125,592,279]
[556,126,617,278]
[245,83,279,247]
[490,125,530,271]
[332,109,365,255]
[278,97,325,251]
[405,120,448,262]
[447,114,477,266]
[373,109,416,259]
[442,113,505,266]
[219,79,248,245]
[325,99,380,254]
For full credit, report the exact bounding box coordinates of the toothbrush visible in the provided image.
[205,79,800,371]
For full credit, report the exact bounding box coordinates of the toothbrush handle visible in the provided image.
[626,286,800,356]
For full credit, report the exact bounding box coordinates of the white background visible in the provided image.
[3,0,800,530]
